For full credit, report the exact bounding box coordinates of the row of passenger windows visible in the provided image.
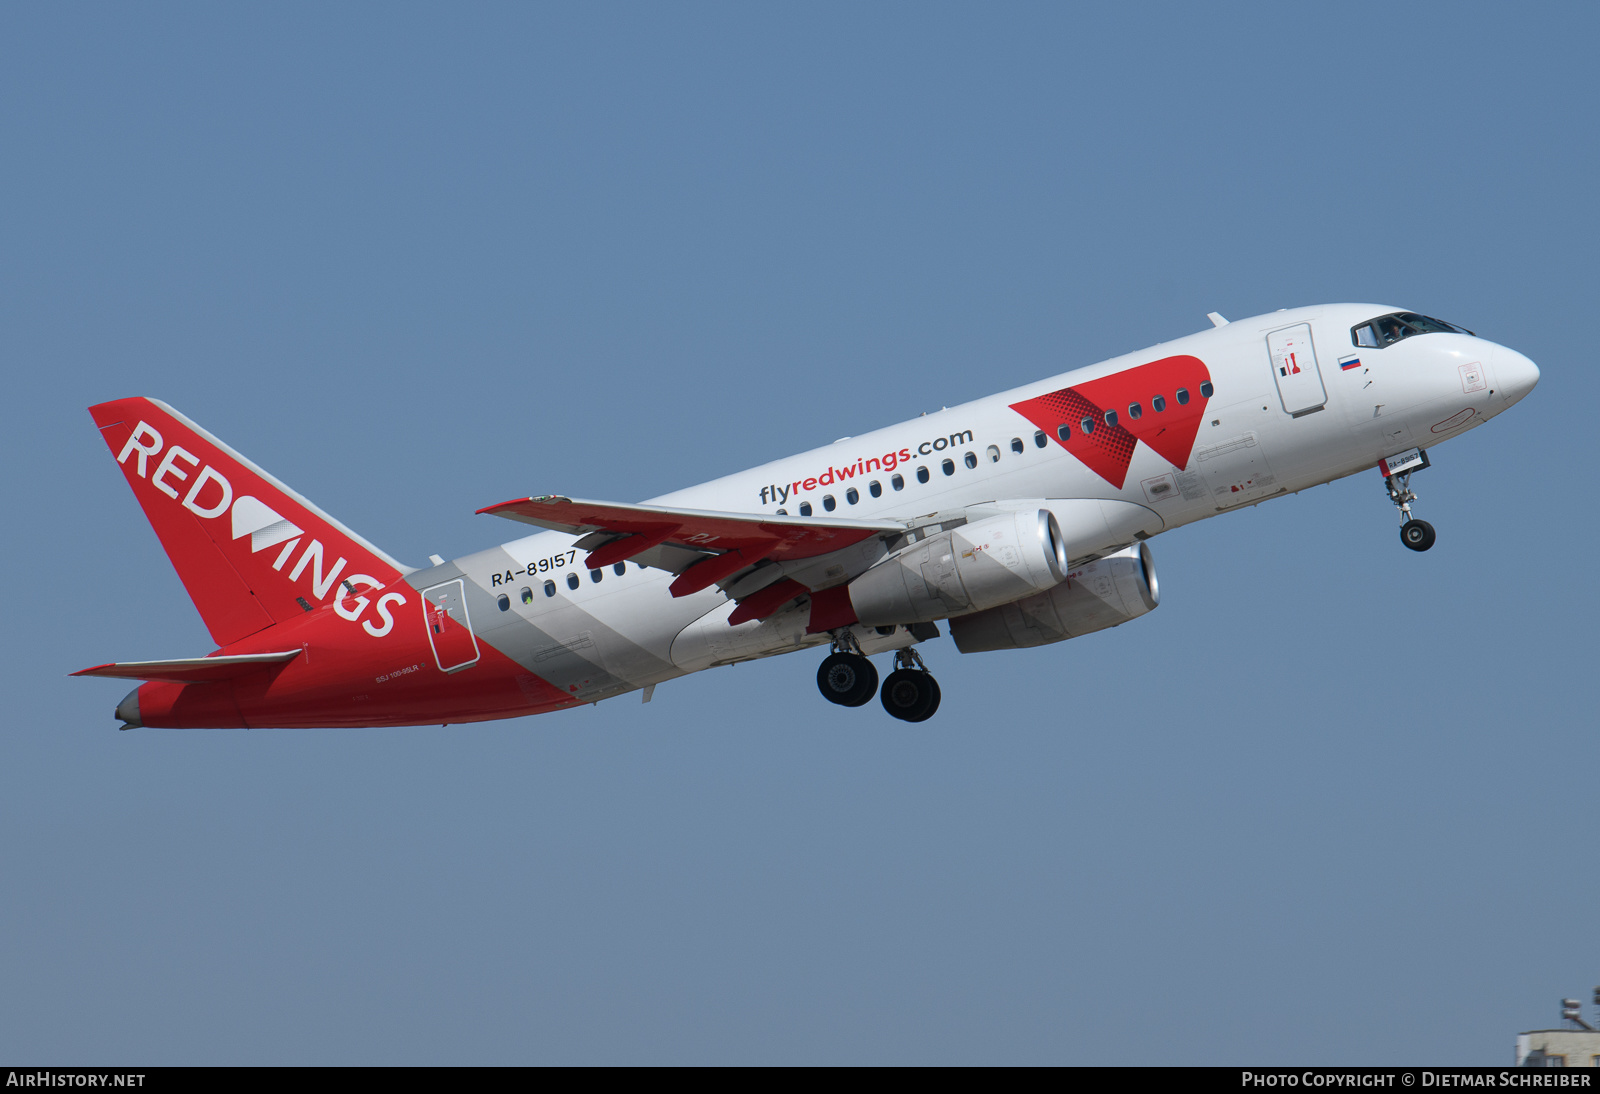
[496,561,630,610]
[496,379,1225,607]
[776,382,1215,516]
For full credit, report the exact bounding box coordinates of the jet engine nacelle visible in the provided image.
[948,543,1159,653]
[847,509,1067,626]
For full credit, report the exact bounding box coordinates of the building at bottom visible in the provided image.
[1516,1030,1600,1066]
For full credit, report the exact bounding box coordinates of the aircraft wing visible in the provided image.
[477,495,907,610]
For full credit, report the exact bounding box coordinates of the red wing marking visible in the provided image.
[1015,387,1138,489]
[1010,355,1212,488]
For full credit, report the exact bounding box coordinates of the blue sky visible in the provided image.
[3,2,1595,1064]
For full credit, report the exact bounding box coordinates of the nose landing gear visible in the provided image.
[1380,448,1436,552]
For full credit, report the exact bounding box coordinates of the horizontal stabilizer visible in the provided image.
[71,650,303,684]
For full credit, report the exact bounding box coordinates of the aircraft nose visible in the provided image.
[1493,345,1540,407]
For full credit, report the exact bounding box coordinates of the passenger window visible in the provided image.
[1128,402,1142,420]
[613,562,625,576]
[1199,381,1214,398]
[892,473,905,490]
[1152,394,1166,413]
[1056,423,1071,442]
[845,487,859,505]
[1034,430,1047,448]
[869,480,882,498]
[544,579,556,597]
[941,458,955,476]
[823,494,836,511]
[1011,437,1024,454]
[520,586,533,605]
[987,444,1001,463]
[1103,410,1118,428]
[497,593,510,611]
[799,501,813,516]
[964,451,977,469]
[1079,415,1095,435]
[590,568,602,583]
[1176,388,1190,405]
[1354,323,1379,348]
[776,508,787,515]
[566,573,579,591]
[916,466,930,484]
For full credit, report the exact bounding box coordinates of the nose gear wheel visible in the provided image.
[1400,518,1436,552]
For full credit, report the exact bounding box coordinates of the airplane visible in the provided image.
[75,304,1540,728]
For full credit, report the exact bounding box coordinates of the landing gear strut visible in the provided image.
[1382,452,1436,553]
[817,630,877,707]
[879,647,941,723]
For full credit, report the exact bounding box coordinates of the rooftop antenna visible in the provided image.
[1561,998,1594,1031]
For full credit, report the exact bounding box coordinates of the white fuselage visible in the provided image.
[432,303,1539,697]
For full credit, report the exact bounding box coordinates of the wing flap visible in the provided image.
[71,650,303,684]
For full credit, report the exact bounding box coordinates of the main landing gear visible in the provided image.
[816,633,942,722]
[1382,451,1437,553]
[879,648,941,723]
[817,643,878,707]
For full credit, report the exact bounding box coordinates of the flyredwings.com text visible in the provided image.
[757,430,975,507]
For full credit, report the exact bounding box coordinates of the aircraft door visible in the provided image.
[422,579,481,673]
[1266,323,1328,416]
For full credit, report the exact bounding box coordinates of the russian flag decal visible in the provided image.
[1339,355,1362,371]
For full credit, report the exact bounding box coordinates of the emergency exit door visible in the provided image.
[1267,323,1328,416]
[422,579,480,673]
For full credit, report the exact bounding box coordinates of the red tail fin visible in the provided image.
[90,398,410,647]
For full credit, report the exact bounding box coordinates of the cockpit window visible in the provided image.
[1352,311,1473,348]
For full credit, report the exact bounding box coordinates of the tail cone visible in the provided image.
[115,687,142,730]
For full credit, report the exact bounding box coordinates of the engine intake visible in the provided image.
[949,543,1159,653]
[847,510,1067,626]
